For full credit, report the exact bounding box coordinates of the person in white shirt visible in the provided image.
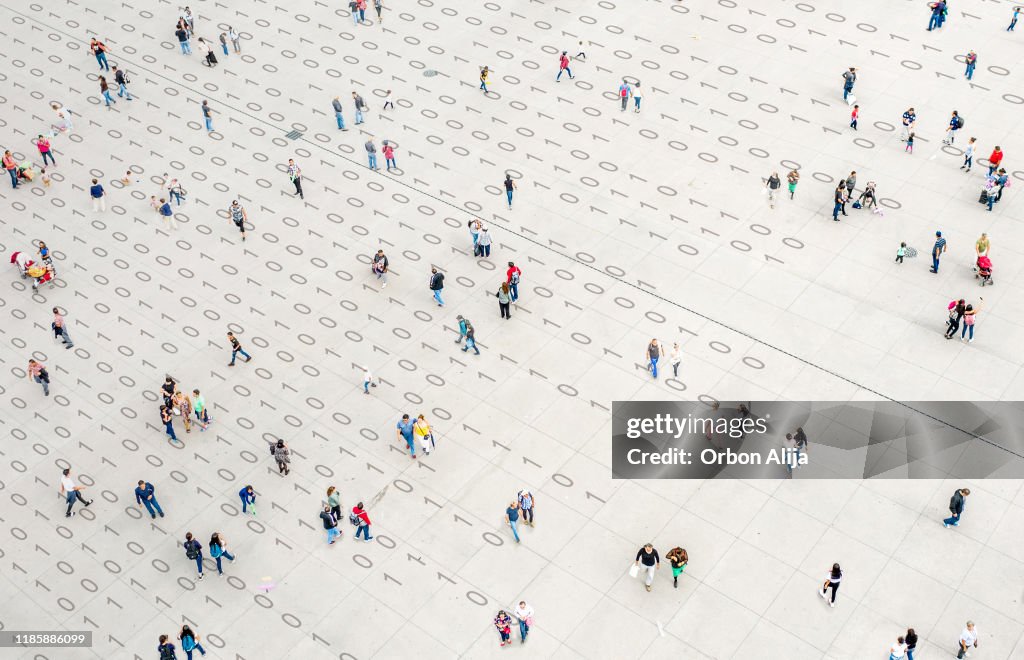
[363,367,373,394]
[60,467,93,517]
[888,635,908,660]
[512,600,534,644]
[818,563,842,607]
[669,342,682,378]
[957,621,978,659]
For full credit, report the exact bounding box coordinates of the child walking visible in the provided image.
[896,242,906,264]
[905,133,914,154]
[850,104,859,130]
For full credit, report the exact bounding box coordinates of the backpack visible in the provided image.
[159,643,177,660]
[270,443,277,456]
[185,542,199,560]
[619,85,628,98]
[510,270,520,285]
[210,543,222,558]
[349,511,362,526]
[956,116,965,129]
[181,635,196,651]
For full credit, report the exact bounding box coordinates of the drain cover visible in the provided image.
[284,130,303,140]
[423,69,438,77]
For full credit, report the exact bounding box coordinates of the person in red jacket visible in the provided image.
[505,261,522,302]
[988,146,1003,176]
[352,502,373,542]
[556,51,574,82]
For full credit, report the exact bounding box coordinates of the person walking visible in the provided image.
[957,621,979,659]
[786,169,800,199]
[372,249,389,288]
[227,331,252,366]
[201,101,213,132]
[228,27,241,53]
[479,66,490,93]
[382,88,394,110]
[374,0,384,23]
[362,366,374,394]
[414,414,434,456]
[888,635,908,660]
[900,107,916,141]
[928,1,944,30]
[238,485,256,516]
[497,282,512,319]
[158,635,178,660]
[944,487,971,527]
[634,543,660,592]
[135,480,165,518]
[161,405,179,443]
[183,532,204,580]
[228,200,248,240]
[832,184,845,221]
[905,628,918,660]
[556,51,574,81]
[477,225,492,257]
[964,51,977,80]
[176,25,191,54]
[505,500,522,543]
[962,137,976,171]
[841,67,856,101]
[273,439,291,475]
[942,110,962,144]
[90,178,106,211]
[850,104,859,130]
[208,533,236,575]
[506,261,521,302]
[397,413,417,459]
[365,138,379,170]
[352,91,366,124]
[3,150,18,189]
[618,79,632,111]
[818,563,842,608]
[178,625,206,660]
[633,81,643,112]
[454,315,469,344]
[327,486,343,521]
[60,467,92,518]
[987,145,1003,175]
[173,389,193,435]
[113,66,133,101]
[52,307,74,348]
[646,338,662,378]
[462,319,480,355]
[99,76,115,108]
[192,388,210,431]
[960,301,982,342]
[765,172,780,208]
[1010,6,1021,30]
[90,38,110,71]
[512,601,534,644]
[168,178,186,206]
[666,547,688,588]
[36,135,56,166]
[429,267,445,306]
[503,174,517,209]
[975,232,990,261]
[287,159,303,199]
[321,504,340,544]
[351,502,373,542]
[383,140,397,170]
[668,342,682,378]
[518,488,535,527]
[930,231,946,273]
[494,610,513,647]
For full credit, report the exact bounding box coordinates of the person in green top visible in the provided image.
[896,242,906,264]
[327,486,342,520]
[975,232,990,258]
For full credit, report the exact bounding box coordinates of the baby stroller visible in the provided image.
[17,161,36,183]
[26,263,55,290]
[976,255,993,286]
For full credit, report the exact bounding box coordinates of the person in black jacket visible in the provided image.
[321,504,340,545]
[905,628,918,660]
[429,267,445,307]
[943,488,970,528]
[634,544,660,592]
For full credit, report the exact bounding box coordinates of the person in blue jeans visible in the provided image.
[161,405,178,442]
[135,480,165,519]
[462,323,481,355]
[504,174,516,209]
[227,331,252,366]
[365,138,378,170]
[928,2,943,30]
[943,488,970,527]
[158,635,178,659]
[201,101,213,132]
[352,503,373,541]
[239,485,256,515]
[964,51,977,80]
[505,501,521,543]
[397,413,417,458]
[208,533,236,575]
[1010,6,1020,30]
[183,532,204,580]
[646,339,662,378]
[331,97,347,130]
[930,231,946,273]
[90,39,109,71]
[178,625,207,660]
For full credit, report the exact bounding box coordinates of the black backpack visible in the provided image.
[185,542,199,560]
[956,116,965,129]
[349,512,361,526]
[160,643,177,660]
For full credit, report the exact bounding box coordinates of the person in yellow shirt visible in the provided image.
[413,414,434,455]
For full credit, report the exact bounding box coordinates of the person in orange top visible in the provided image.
[988,146,1003,176]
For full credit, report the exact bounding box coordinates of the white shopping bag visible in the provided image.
[846,94,856,106]
[628,564,639,579]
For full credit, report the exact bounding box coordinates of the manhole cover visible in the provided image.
[423,69,438,77]
[904,246,918,258]
[284,130,303,140]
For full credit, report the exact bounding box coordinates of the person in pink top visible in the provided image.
[36,135,56,166]
[383,141,397,170]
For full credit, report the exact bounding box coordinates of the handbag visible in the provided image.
[628,564,639,579]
